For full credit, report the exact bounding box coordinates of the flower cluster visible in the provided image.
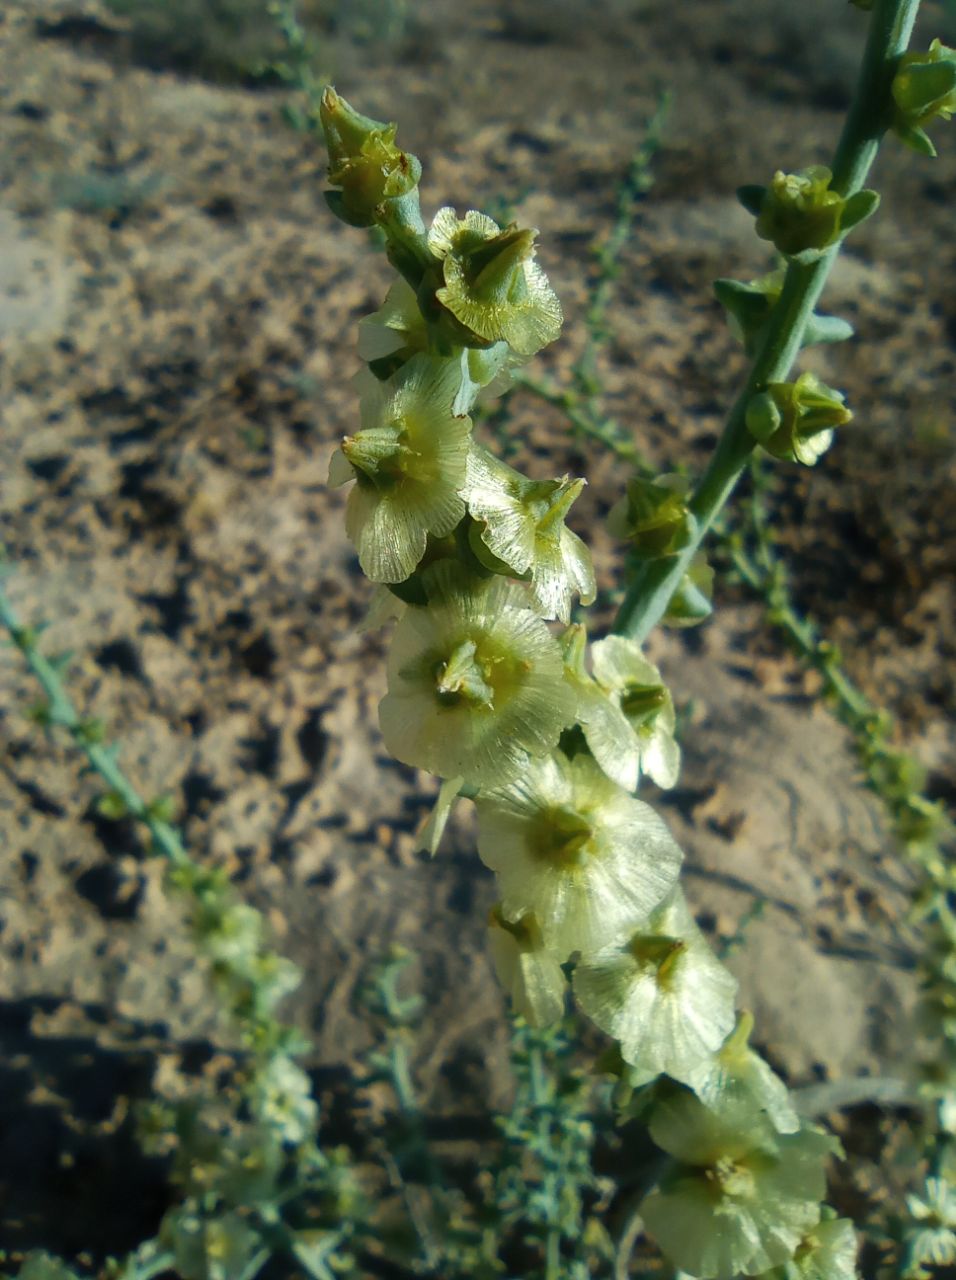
[322,88,851,1279]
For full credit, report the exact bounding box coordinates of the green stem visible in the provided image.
[612,0,922,644]
[0,585,190,868]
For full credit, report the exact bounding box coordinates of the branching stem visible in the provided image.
[612,0,922,644]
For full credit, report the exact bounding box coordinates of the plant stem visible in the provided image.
[0,584,190,869]
[612,0,922,644]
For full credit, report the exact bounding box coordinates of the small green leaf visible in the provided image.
[736,184,767,216]
[97,791,129,820]
[803,313,854,346]
[840,188,880,232]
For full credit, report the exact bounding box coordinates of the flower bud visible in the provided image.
[740,166,879,261]
[662,553,714,628]
[892,39,956,157]
[607,475,693,558]
[320,87,422,228]
[746,370,851,466]
[426,208,563,355]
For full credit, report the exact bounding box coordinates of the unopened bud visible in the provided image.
[320,87,422,228]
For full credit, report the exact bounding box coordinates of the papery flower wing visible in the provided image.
[346,484,427,583]
[686,1014,799,1134]
[357,278,426,361]
[576,683,641,792]
[463,448,536,572]
[573,897,737,1084]
[529,526,596,623]
[592,635,663,690]
[358,585,406,633]
[488,909,567,1027]
[476,753,683,957]
[642,727,682,790]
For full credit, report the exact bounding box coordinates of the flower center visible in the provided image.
[435,639,495,708]
[708,1156,757,1201]
[342,421,419,488]
[620,681,666,726]
[533,805,594,867]
[628,934,686,988]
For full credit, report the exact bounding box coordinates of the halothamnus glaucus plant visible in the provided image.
[320,0,954,1273]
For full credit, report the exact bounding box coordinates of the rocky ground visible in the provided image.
[0,0,954,1263]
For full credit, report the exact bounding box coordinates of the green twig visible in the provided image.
[0,584,190,869]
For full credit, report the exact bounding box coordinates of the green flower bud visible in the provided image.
[320,87,422,228]
[641,1090,840,1279]
[591,636,681,790]
[573,888,737,1085]
[379,563,575,787]
[745,370,851,465]
[607,475,694,558]
[328,354,472,583]
[475,750,683,958]
[892,40,956,157]
[488,905,568,1027]
[426,207,563,355]
[662,553,715,628]
[740,167,879,261]
[463,447,596,622]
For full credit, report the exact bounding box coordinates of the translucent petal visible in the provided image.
[476,753,683,957]
[577,684,641,792]
[488,910,567,1026]
[463,449,536,572]
[642,727,682,790]
[573,899,737,1084]
[357,278,425,361]
[592,635,663,690]
[687,1016,799,1134]
[358,585,406,633]
[349,485,427,583]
